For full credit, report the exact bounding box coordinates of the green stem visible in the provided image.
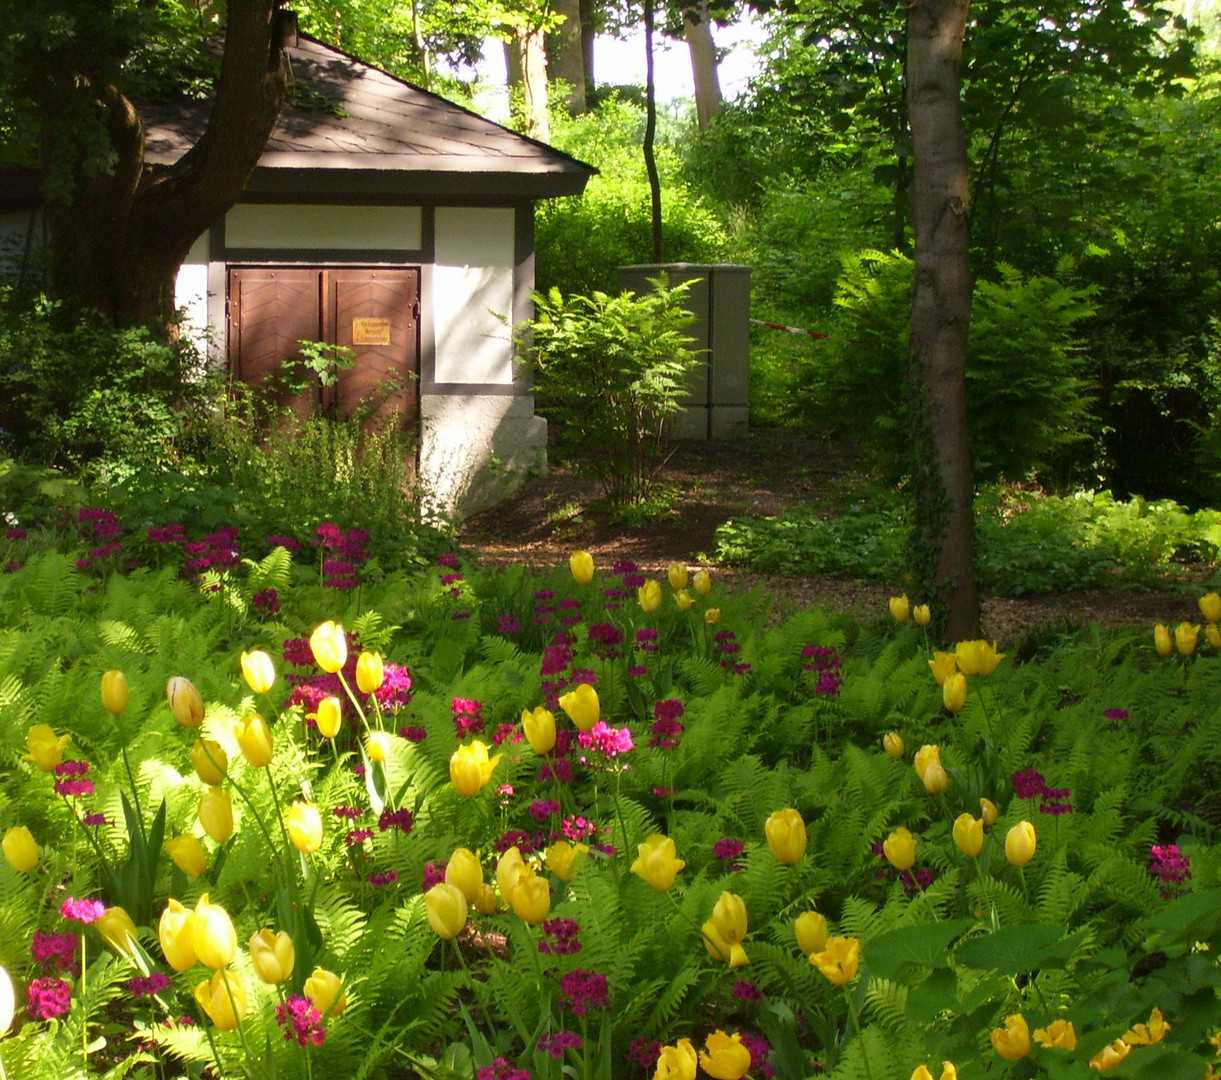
[845,986,874,1080]
[121,747,143,822]
[80,933,88,1066]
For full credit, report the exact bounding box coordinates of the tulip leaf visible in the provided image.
[1136,886,1221,947]
[863,918,975,979]
[1129,1047,1216,1080]
[954,923,1083,973]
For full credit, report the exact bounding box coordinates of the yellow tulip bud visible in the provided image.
[1154,623,1173,656]
[194,969,248,1030]
[914,744,942,781]
[1033,1019,1076,1050]
[22,724,71,772]
[699,1031,752,1080]
[955,640,1004,676]
[631,834,685,892]
[158,898,198,972]
[1175,621,1200,656]
[912,1068,935,1080]
[938,1065,958,1080]
[303,968,347,1017]
[913,604,931,627]
[656,1040,697,1080]
[638,579,662,614]
[449,740,503,796]
[674,588,694,612]
[1208,624,1221,649]
[249,929,295,983]
[507,869,551,924]
[236,714,273,768]
[928,651,957,686]
[794,911,829,956]
[445,847,484,903]
[544,840,588,882]
[702,917,742,966]
[1005,821,1037,866]
[95,905,138,956]
[167,833,208,877]
[1121,1007,1170,1045]
[810,936,860,985]
[952,813,984,857]
[473,882,500,915]
[942,672,968,713]
[1088,1040,1131,1072]
[990,1013,1031,1060]
[496,846,528,900]
[704,607,721,625]
[309,621,348,674]
[198,786,234,844]
[569,550,595,585]
[166,676,205,728]
[764,808,807,864]
[425,882,469,939]
[883,732,904,759]
[883,826,917,870]
[240,650,275,695]
[693,570,712,596]
[921,760,949,793]
[100,669,129,715]
[192,893,238,969]
[668,562,689,590]
[889,594,910,622]
[979,797,999,826]
[313,696,342,738]
[286,802,323,855]
[558,683,600,732]
[356,651,384,694]
[367,730,393,762]
[2,826,38,873]
[191,739,228,786]
[1199,592,1221,624]
[706,891,749,968]
[521,705,557,755]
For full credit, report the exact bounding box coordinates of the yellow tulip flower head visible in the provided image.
[191,739,228,786]
[194,969,248,1030]
[166,677,204,728]
[309,621,348,674]
[312,696,342,739]
[544,840,588,882]
[569,549,595,585]
[942,672,968,714]
[692,569,712,596]
[1175,621,1200,656]
[425,882,469,939]
[1033,1019,1077,1050]
[764,808,808,864]
[990,1013,1031,1060]
[810,935,860,985]
[1154,623,1173,656]
[449,740,503,796]
[1122,1007,1170,1045]
[638,579,662,614]
[702,916,737,965]
[928,651,958,686]
[921,760,949,793]
[496,846,528,900]
[955,640,1005,676]
[100,669,129,715]
[1089,1039,1132,1072]
[704,608,721,626]
[1005,821,1037,866]
[286,802,323,855]
[699,1031,752,1080]
[914,744,943,785]
[249,928,295,984]
[883,732,904,759]
[521,705,557,755]
[559,683,600,732]
[709,891,749,968]
[198,786,234,844]
[158,898,198,972]
[303,968,347,1018]
[883,827,917,870]
[952,814,984,857]
[1200,592,1221,624]
[1208,624,1221,649]
[2,825,38,873]
[23,724,71,772]
[167,833,208,877]
[889,594,910,623]
[367,730,394,763]
[794,911,829,956]
[240,650,275,695]
[236,714,274,768]
[674,588,694,612]
[979,798,999,826]
[445,847,484,903]
[192,893,238,969]
[473,883,500,915]
[668,562,689,591]
[507,867,552,924]
[654,1039,697,1080]
[355,651,384,694]
[631,834,685,892]
[913,604,932,627]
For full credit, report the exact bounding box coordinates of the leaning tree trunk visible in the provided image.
[906,0,981,640]
[549,0,587,113]
[643,0,663,262]
[39,0,292,339]
[508,24,551,141]
[684,1,723,132]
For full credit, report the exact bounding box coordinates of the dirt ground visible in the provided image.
[460,429,1197,645]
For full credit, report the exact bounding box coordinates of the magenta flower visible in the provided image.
[27,977,72,1020]
[59,897,106,924]
[276,994,326,1047]
[538,1032,583,1059]
[559,969,609,1016]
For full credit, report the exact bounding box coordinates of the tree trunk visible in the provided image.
[643,0,663,262]
[579,0,597,104]
[684,1,723,132]
[906,0,981,640]
[510,24,551,141]
[39,0,291,339]
[549,0,587,113]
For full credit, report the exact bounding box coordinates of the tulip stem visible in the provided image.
[844,987,874,1080]
[264,769,296,859]
[121,747,143,823]
[224,974,256,1069]
[80,933,88,1066]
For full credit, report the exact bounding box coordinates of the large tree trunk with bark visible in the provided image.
[38,0,292,339]
[549,0,587,113]
[683,1,723,132]
[906,0,981,640]
[508,24,551,140]
[643,0,663,262]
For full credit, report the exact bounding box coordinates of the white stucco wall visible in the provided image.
[432,207,515,385]
[225,204,423,250]
[175,233,211,346]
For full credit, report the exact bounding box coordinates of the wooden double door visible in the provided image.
[227,267,420,430]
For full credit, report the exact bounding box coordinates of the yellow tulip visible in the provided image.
[955,640,1005,676]
[1175,621,1200,656]
[889,594,910,622]
[313,696,342,738]
[668,562,689,590]
[980,797,999,826]
[631,834,685,891]
[1005,821,1037,866]
[496,846,528,900]
[1122,1006,1170,1045]
[1033,1019,1076,1050]
[795,911,830,956]
[913,604,931,627]
[914,744,942,782]
[1209,624,1221,649]
[699,1031,752,1080]
[166,676,205,728]
[367,730,393,762]
[198,786,234,844]
[303,967,347,1017]
[192,893,238,969]
[507,869,552,924]
[911,1069,934,1080]
[674,588,694,612]
[356,651,384,694]
[249,929,294,983]
[444,847,484,903]
[921,760,949,793]
[638,579,662,614]
[521,705,557,755]
[942,672,968,713]
[286,802,323,855]
[928,651,958,686]
[1199,592,1221,624]
[911,1065,957,1080]
[1089,1039,1131,1072]
[449,740,503,796]
[952,814,984,857]
[702,916,736,964]
[704,608,721,625]
[544,840,588,882]
[194,969,248,1029]
[2,826,38,872]
[96,906,138,956]
[22,724,71,772]
[990,1013,1030,1060]
[764,808,807,864]
[559,683,600,732]
[883,827,917,870]
[100,669,129,715]
[473,883,500,915]
[191,739,228,786]
[693,570,712,596]
[883,732,904,759]
[810,935,860,985]
[240,650,275,695]
[570,549,595,585]
[1154,623,1173,656]
[159,898,198,972]
[167,833,208,877]
[236,714,273,768]
[425,882,469,939]
[309,621,348,674]
[708,891,749,968]
[654,1039,697,1080]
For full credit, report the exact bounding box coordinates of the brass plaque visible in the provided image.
[351,317,392,345]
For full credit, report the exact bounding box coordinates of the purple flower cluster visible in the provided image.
[453,697,485,739]
[1150,843,1191,897]
[740,1032,775,1079]
[498,613,522,634]
[1012,769,1073,815]
[399,725,428,743]
[650,699,685,749]
[277,994,326,1047]
[32,931,80,975]
[540,634,575,709]
[183,527,241,578]
[76,507,123,570]
[27,977,72,1020]
[368,870,399,887]
[266,534,303,553]
[627,1039,664,1070]
[252,587,281,615]
[577,721,633,760]
[562,816,597,843]
[477,1059,531,1080]
[128,973,172,998]
[60,897,106,924]
[422,862,448,889]
[378,808,413,834]
[1104,707,1129,724]
[715,630,751,676]
[148,523,186,545]
[54,759,94,798]
[733,978,763,1002]
[802,645,843,696]
[314,522,369,589]
[538,918,582,956]
[714,838,745,871]
[529,799,561,823]
[538,1032,583,1059]
[559,968,609,1016]
[588,621,624,659]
